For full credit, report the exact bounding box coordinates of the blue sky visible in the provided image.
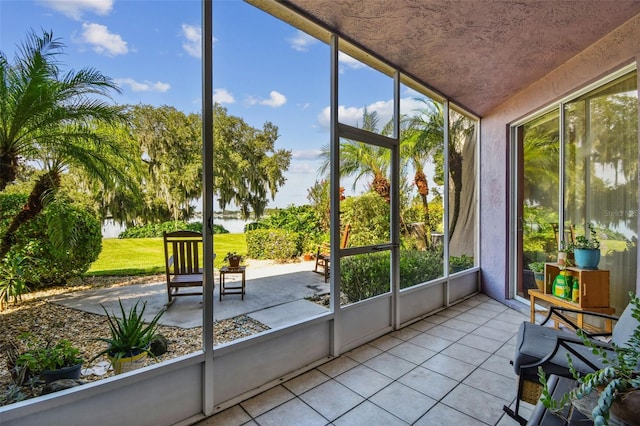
[1,0,429,210]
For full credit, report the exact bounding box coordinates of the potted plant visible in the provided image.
[223,251,243,268]
[14,333,83,384]
[573,223,600,269]
[528,262,546,291]
[557,240,574,266]
[538,292,640,426]
[92,298,165,374]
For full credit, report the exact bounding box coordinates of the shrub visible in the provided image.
[246,229,299,261]
[118,221,223,238]
[251,205,324,253]
[341,250,445,303]
[340,192,390,246]
[0,194,102,289]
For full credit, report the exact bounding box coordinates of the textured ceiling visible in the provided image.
[278,0,640,116]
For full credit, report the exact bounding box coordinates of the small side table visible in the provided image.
[219,266,246,300]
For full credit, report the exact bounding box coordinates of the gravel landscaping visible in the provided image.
[0,274,269,406]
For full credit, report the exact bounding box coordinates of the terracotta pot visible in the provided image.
[228,257,240,268]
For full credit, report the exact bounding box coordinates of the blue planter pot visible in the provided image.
[574,248,600,270]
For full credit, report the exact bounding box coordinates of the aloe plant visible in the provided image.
[92,299,165,362]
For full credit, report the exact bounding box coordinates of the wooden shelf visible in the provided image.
[543,263,609,308]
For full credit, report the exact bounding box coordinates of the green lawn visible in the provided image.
[87,234,247,276]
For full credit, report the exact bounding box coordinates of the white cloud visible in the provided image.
[292,149,323,161]
[288,30,316,52]
[116,78,170,92]
[317,97,432,131]
[39,0,113,20]
[181,24,201,58]
[339,52,365,70]
[80,23,128,56]
[213,88,234,104]
[246,91,287,108]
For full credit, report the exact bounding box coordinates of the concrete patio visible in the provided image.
[51,260,331,330]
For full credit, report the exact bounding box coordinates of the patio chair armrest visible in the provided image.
[521,334,611,374]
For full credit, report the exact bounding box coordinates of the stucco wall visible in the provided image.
[480,14,640,302]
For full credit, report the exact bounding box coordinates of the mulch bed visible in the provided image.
[0,275,269,406]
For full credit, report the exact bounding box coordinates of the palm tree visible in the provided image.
[0,30,133,260]
[319,108,392,202]
[403,99,474,242]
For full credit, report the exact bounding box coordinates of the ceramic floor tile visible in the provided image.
[387,341,437,365]
[283,369,330,395]
[425,324,468,341]
[421,353,476,381]
[480,300,510,312]
[440,342,492,366]
[345,343,383,363]
[317,355,359,377]
[334,364,394,398]
[438,308,461,318]
[424,313,450,324]
[299,379,365,421]
[460,298,484,308]
[409,318,438,331]
[455,312,492,325]
[389,326,422,341]
[369,334,404,351]
[495,342,516,360]
[483,318,523,334]
[414,403,488,426]
[369,381,436,424]
[473,324,517,342]
[398,365,458,400]
[466,306,502,319]
[363,352,416,379]
[448,302,470,312]
[408,332,454,352]
[197,405,251,426]
[458,333,504,353]
[463,368,517,399]
[480,354,516,378]
[441,317,481,333]
[239,385,294,418]
[254,398,328,426]
[333,400,407,426]
[442,383,511,424]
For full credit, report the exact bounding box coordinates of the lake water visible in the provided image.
[101,218,250,238]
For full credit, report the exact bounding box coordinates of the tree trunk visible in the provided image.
[449,151,463,240]
[414,170,431,249]
[372,173,390,203]
[0,151,19,192]
[0,172,59,260]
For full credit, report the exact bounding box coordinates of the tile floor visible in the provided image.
[197,294,535,425]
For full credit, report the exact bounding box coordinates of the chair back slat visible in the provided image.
[164,231,203,276]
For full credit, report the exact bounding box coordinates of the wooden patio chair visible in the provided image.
[314,224,351,282]
[163,230,204,305]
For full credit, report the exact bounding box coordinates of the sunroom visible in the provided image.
[1,0,639,425]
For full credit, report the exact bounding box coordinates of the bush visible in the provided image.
[118,221,228,238]
[0,194,102,289]
[340,192,390,246]
[246,229,299,261]
[252,205,324,253]
[341,250,445,303]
